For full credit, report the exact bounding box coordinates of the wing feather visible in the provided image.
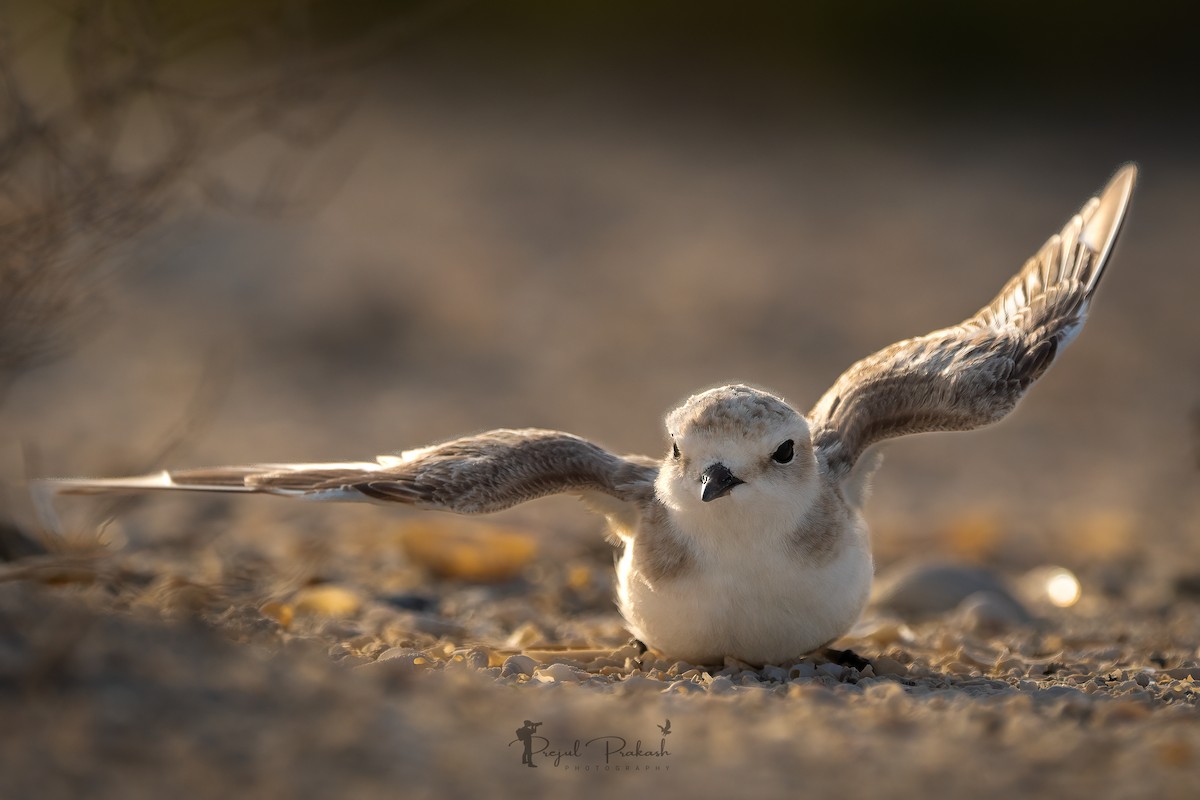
[36,429,660,515]
[809,165,1136,480]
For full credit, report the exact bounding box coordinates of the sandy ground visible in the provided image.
[3,61,1200,798]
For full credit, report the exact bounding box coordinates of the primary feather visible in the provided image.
[807,164,1136,480]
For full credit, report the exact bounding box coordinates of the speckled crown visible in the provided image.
[666,384,800,439]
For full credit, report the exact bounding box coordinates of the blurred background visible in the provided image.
[2,0,1198,578]
[4,3,1200,797]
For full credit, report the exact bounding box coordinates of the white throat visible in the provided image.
[654,468,819,553]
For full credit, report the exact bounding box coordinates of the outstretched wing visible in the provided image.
[809,164,1137,481]
[36,429,660,514]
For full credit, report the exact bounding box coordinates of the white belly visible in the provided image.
[616,518,873,666]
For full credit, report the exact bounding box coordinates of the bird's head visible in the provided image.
[656,385,819,530]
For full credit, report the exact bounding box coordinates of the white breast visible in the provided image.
[616,502,873,666]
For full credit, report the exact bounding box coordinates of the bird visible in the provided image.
[33,165,1137,666]
[657,719,671,735]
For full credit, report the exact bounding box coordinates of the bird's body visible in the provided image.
[35,166,1137,666]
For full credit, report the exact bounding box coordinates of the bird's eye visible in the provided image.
[771,439,794,464]
[672,441,681,459]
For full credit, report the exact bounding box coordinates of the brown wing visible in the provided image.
[809,164,1136,481]
[327,429,659,513]
[37,429,660,514]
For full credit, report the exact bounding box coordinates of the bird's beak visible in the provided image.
[700,463,744,502]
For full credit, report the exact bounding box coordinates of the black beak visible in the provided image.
[701,463,744,502]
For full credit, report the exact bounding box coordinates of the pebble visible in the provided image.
[1037,685,1093,713]
[708,676,737,695]
[500,654,538,677]
[1163,667,1200,680]
[470,647,494,670]
[872,561,1030,621]
[868,655,908,677]
[816,663,845,680]
[615,675,661,695]
[292,585,364,618]
[397,520,537,582]
[788,663,817,680]
[535,663,584,683]
[957,590,1034,635]
[723,656,756,671]
[452,647,491,670]
[377,647,426,665]
[761,665,788,683]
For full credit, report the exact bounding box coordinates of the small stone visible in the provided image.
[456,647,491,670]
[501,654,538,677]
[788,662,817,680]
[723,655,755,671]
[638,652,664,670]
[868,657,902,676]
[816,663,845,681]
[1134,672,1152,687]
[761,665,788,683]
[872,561,1028,621]
[708,676,737,694]
[292,585,364,618]
[616,674,661,694]
[377,647,423,663]
[397,519,537,582]
[535,663,584,683]
[663,680,703,694]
